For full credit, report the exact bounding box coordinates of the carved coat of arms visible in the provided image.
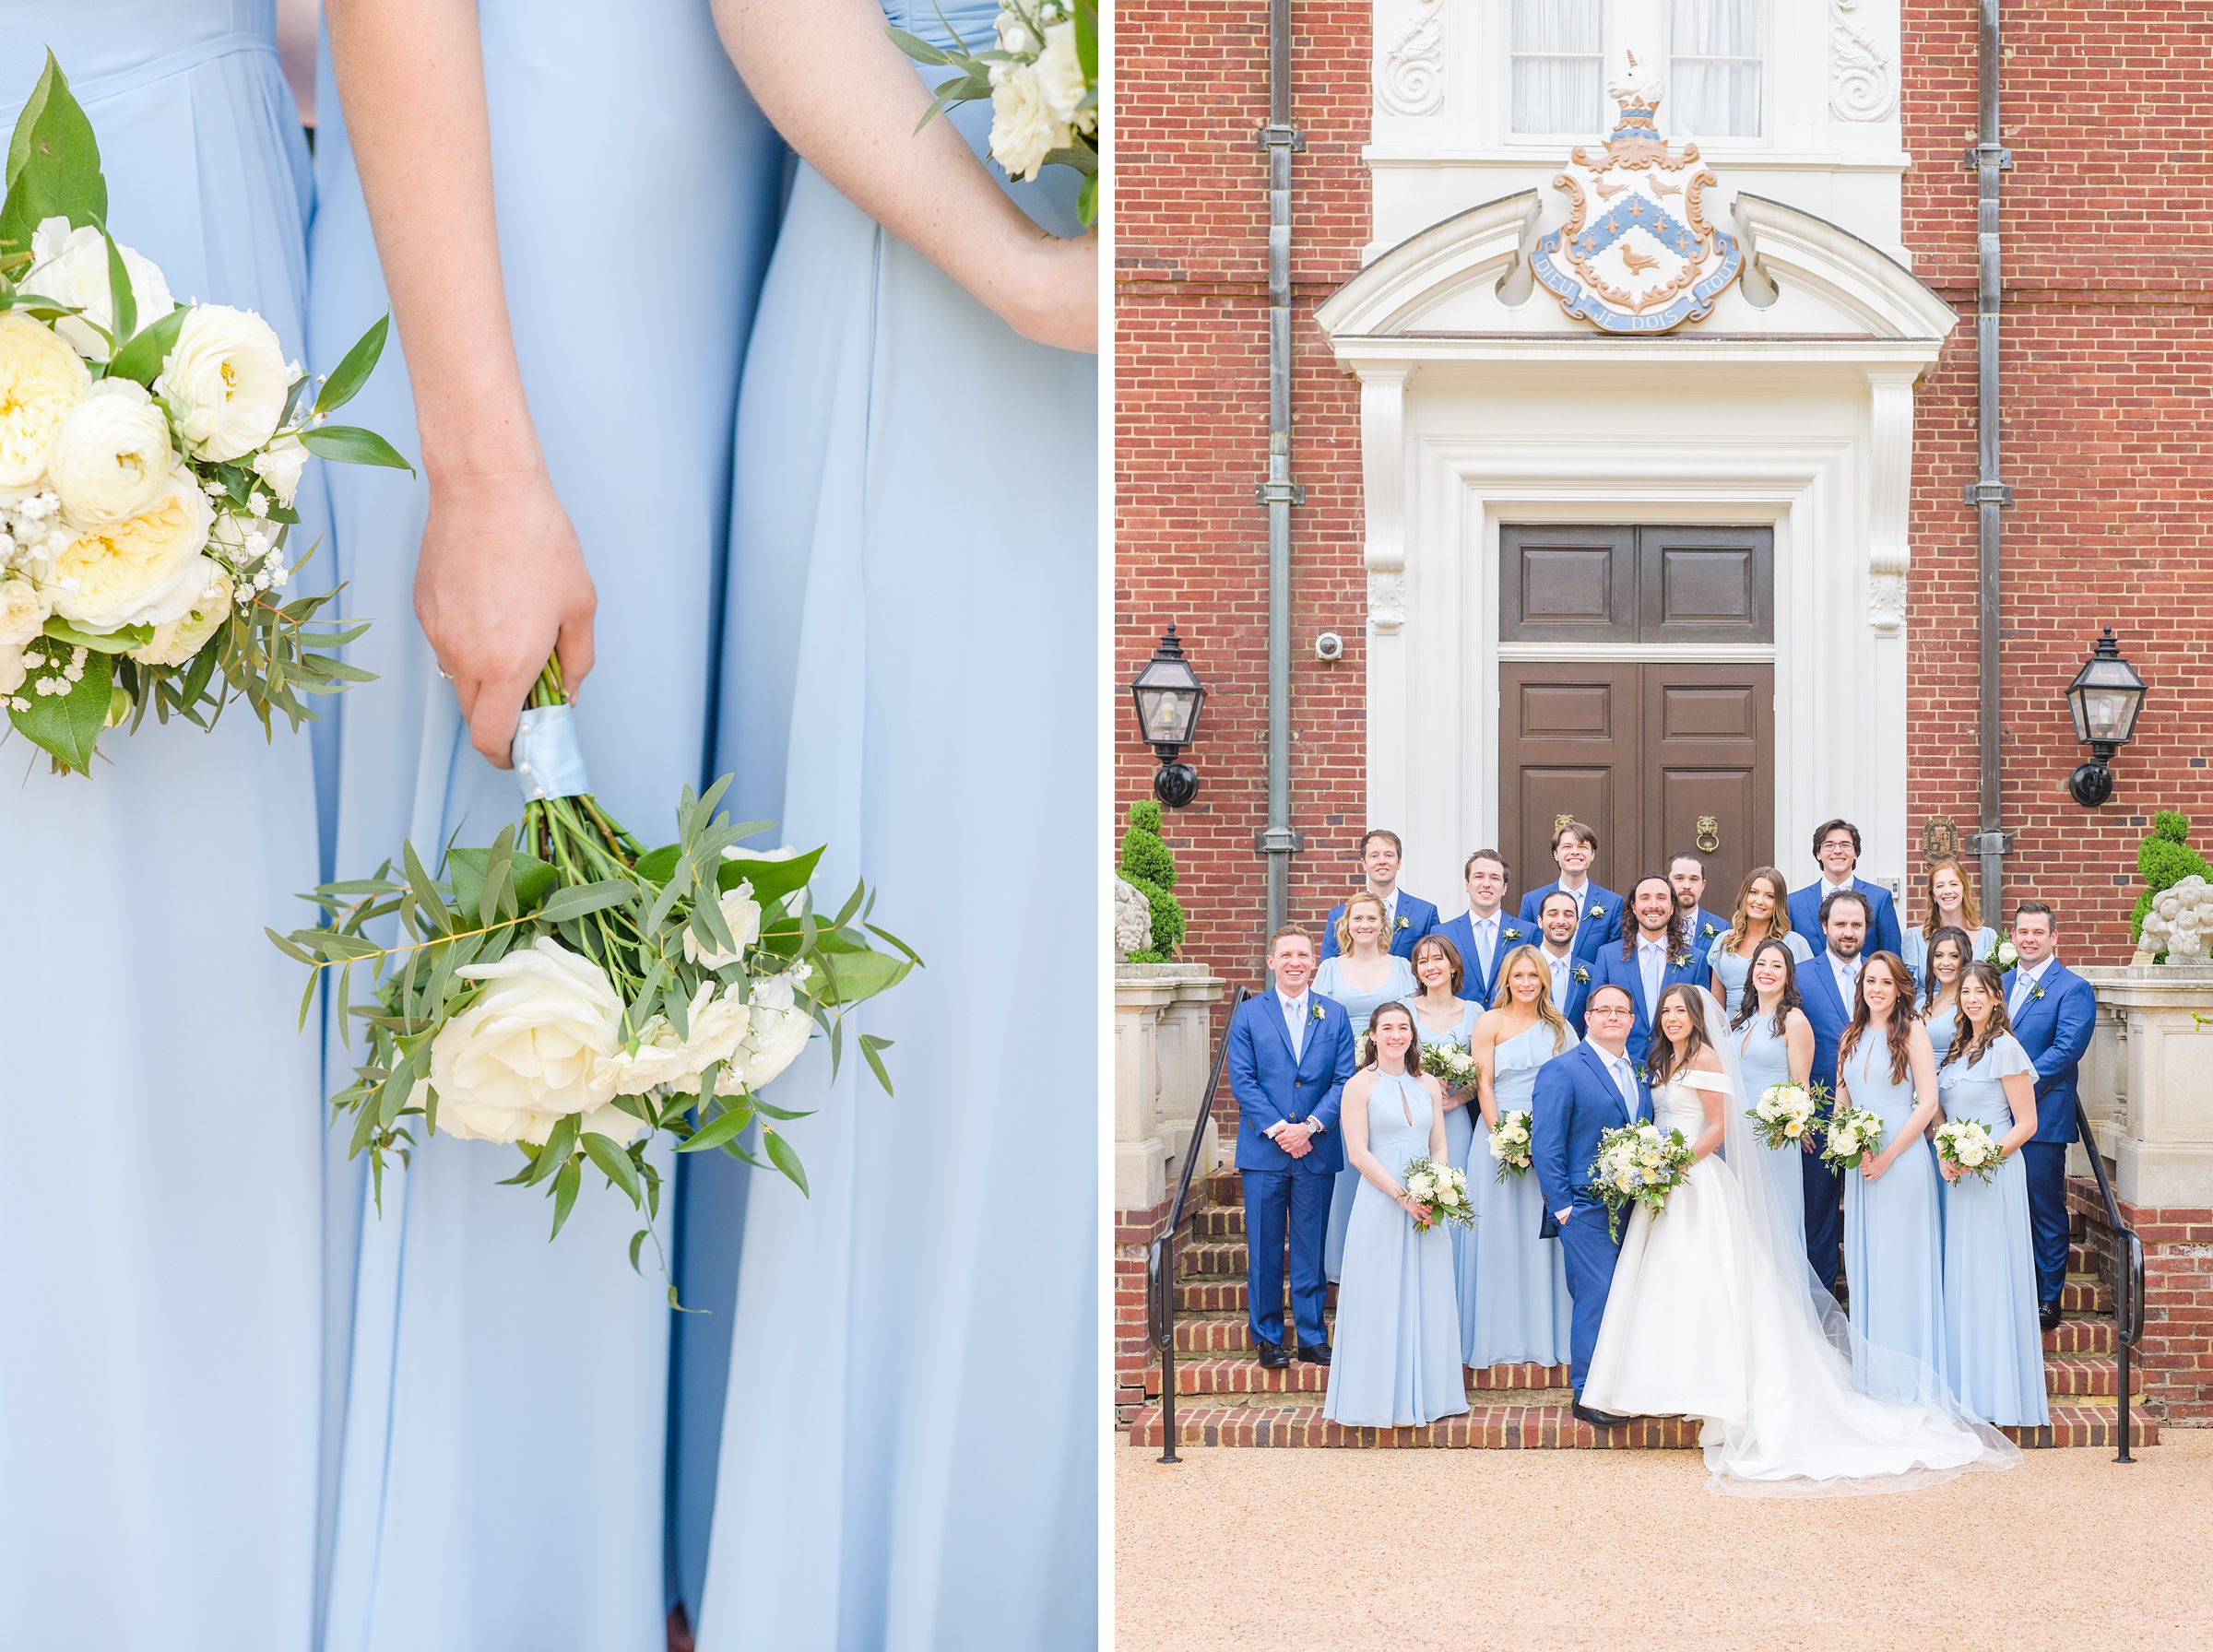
[1531,62,1743,334]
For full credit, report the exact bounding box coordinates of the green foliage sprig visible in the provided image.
[1118,797,1184,962]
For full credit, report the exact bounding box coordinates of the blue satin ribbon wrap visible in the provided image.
[510,703,594,803]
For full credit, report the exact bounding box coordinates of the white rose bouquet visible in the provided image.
[0,55,406,775]
[1488,1107,1534,1181]
[1746,1079,1828,1151]
[1819,1104,1887,1173]
[1986,936,2019,971]
[1935,1115,2004,1184]
[1417,1036,1477,1093]
[892,0,1099,225]
[1588,1120,1696,1242]
[272,687,918,1273]
[1399,1155,1473,1232]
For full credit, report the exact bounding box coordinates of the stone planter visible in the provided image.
[2077,965,2213,1208]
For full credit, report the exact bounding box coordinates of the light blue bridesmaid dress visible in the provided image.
[1734,1009,1809,1252]
[0,14,332,1650]
[1903,925,1996,990]
[1314,953,1419,1281]
[306,9,786,1646]
[1706,927,1812,1016]
[1467,1021,1577,1367]
[1840,1032,1948,1398]
[1922,994,1961,1066]
[1410,997,1482,1361]
[1321,1072,1471,1427]
[1938,1034,2048,1426]
[690,7,1096,1645]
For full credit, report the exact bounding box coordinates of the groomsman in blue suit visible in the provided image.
[1796,889,1871,1293]
[1516,819,1621,964]
[1535,890,1594,1032]
[1533,984,1652,1427]
[1666,851,1730,956]
[1320,829,1439,961]
[2002,901,2099,1331]
[1591,875,1710,1069]
[1438,848,1528,1007]
[1226,926,1359,1368]
[1787,818,1904,959]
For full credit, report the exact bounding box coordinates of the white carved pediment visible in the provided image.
[1318,189,1958,345]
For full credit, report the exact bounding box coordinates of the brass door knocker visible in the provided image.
[1695,816,1721,853]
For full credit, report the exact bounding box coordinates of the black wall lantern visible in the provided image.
[2065,626,2148,807]
[1130,625,1205,808]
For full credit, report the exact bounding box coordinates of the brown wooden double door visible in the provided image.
[1498,525,1775,904]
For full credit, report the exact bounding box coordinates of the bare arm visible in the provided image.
[709,0,1095,351]
[1687,1056,1727,1162]
[1472,1011,1502,1129]
[1865,1025,1942,1181]
[325,0,596,766]
[1998,1069,2039,1156]
[1425,1075,1450,1161]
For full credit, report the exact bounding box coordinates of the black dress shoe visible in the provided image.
[1296,1341,1331,1365]
[1254,1338,1291,1369]
[1571,1401,1632,1428]
[2040,1301,2064,1334]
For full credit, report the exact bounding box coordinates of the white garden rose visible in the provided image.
[23,217,173,362]
[733,963,814,1090]
[46,378,173,527]
[603,981,751,1099]
[0,643,24,696]
[0,312,90,487]
[47,467,213,632]
[0,575,50,647]
[1035,18,1093,131]
[988,61,1063,183]
[251,433,310,505]
[128,561,231,666]
[156,303,290,461]
[427,937,622,1143]
[682,880,762,970]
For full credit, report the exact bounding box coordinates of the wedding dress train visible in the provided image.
[1580,991,2020,1496]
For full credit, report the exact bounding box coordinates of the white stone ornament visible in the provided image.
[1115,876,1154,960]
[1531,58,1744,335]
[1377,0,1445,117]
[2138,875,2213,963]
[1830,0,1899,123]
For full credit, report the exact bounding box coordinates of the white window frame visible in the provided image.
[1495,0,1772,148]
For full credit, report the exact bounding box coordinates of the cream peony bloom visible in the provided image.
[682,880,762,971]
[46,378,173,527]
[128,561,232,666]
[156,304,290,462]
[48,467,213,632]
[734,965,815,1090]
[251,433,309,505]
[0,312,90,487]
[427,937,622,1143]
[988,61,1064,183]
[0,575,51,647]
[23,218,173,362]
[1035,19,1092,131]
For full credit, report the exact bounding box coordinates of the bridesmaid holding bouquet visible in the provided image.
[1406,934,1482,1360]
[1729,938,1816,1249]
[1313,892,1417,1280]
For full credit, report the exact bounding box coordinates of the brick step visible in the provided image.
[2045,1316,2116,1355]
[1191,1207,1247,1239]
[1168,1301,2118,1348]
[1172,1314,1334,1353]
[1175,1278,1337,1314]
[1129,1400,2156,1450]
[2061,1278,2112,1315]
[2042,1355,2145,1397]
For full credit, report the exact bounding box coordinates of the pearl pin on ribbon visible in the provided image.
[509,703,593,804]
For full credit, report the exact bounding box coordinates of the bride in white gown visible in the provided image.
[1582,985,2020,1495]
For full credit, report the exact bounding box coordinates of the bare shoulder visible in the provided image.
[1343,1068,1379,1103]
[1686,1046,1725,1074]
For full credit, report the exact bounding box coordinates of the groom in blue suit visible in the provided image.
[1533,983,1652,1428]
[1226,927,1359,1367]
[1320,828,1438,961]
[1591,875,1710,1068]
[1795,888,1870,1293]
[1788,818,1903,959]
[2001,902,2099,1330]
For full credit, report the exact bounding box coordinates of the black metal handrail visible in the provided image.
[1146,986,1251,1464]
[2074,1097,2147,1463]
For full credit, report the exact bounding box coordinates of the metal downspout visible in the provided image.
[1968,0,2014,898]
[1255,0,1306,949]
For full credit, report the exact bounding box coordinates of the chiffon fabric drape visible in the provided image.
[306,9,785,1646]
[689,12,1097,1643]
[0,9,332,1647]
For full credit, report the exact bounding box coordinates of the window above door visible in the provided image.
[1508,0,1766,142]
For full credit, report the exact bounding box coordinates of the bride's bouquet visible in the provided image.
[1488,1108,1534,1181]
[1935,1115,2004,1184]
[1,54,405,775]
[1819,1104,1887,1172]
[272,667,917,1275]
[1589,1120,1696,1241]
[892,0,1099,225]
[1746,1080,1828,1151]
[1401,1155,1474,1231]
[1417,1037,1477,1093]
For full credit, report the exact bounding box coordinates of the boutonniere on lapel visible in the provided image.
[1585,904,1606,922]
[2030,984,2046,1004]
[1309,1001,1326,1023]
[1700,921,1719,939]
[1671,950,1694,969]
[1394,914,1412,932]
[1503,925,1523,942]
[1572,964,1592,985]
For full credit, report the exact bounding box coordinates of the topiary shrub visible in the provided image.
[1118,798,1185,962]
[2130,810,2213,957]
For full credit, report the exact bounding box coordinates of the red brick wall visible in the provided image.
[1118,2,2213,1006]
[2072,1182,2213,1425]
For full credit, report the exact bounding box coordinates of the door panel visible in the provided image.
[1642,665,1774,910]
[1499,663,1638,891]
[1499,525,1637,643]
[1638,525,1772,643]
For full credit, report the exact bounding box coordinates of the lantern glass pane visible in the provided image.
[2079,686,2130,741]
[1140,688,1197,745]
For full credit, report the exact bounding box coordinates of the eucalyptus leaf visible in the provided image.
[301,423,415,473]
[549,1155,582,1238]
[536,879,635,924]
[582,1130,642,1206]
[315,313,390,416]
[677,1099,754,1155]
[763,1127,810,1197]
[1,53,106,253]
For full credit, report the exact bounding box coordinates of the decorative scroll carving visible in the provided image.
[1378,0,1445,117]
[1830,0,1898,122]
[1368,570,1407,632]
